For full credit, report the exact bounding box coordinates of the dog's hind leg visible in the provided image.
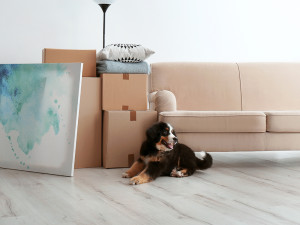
[170,167,195,177]
[122,158,145,178]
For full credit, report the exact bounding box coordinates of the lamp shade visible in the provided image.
[94,0,115,4]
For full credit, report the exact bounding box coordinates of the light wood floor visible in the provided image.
[1,151,300,225]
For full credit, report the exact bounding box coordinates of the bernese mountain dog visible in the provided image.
[122,122,213,185]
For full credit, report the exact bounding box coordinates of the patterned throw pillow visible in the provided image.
[97,44,155,63]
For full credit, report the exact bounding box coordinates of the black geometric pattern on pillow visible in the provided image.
[116,58,142,63]
[97,44,155,63]
[112,44,142,63]
[113,44,139,49]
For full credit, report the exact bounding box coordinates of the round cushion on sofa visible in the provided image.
[154,90,177,113]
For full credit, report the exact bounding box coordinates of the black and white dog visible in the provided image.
[122,122,213,185]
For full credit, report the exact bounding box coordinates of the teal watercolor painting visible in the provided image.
[0,63,82,176]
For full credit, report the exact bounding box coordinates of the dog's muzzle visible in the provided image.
[162,137,178,150]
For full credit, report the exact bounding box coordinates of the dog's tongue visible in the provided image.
[167,143,173,149]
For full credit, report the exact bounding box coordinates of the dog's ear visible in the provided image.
[146,126,156,141]
[146,122,168,142]
[146,123,162,142]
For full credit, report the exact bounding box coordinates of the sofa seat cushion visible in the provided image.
[159,111,266,133]
[265,111,300,132]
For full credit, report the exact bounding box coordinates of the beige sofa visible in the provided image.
[149,62,300,152]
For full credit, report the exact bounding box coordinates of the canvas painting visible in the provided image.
[0,63,82,176]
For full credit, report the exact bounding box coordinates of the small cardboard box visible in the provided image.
[103,110,157,168]
[102,73,148,110]
[43,48,96,77]
[75,77,102,168]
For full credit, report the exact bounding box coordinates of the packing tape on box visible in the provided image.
[128,154,134,167]
[123,73,129,80]
[130,111,136,121]
[122,105,129,110]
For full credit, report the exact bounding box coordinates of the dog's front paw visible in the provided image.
[122,172,130,178]
[130,175,151,185]
[130,176,141,185]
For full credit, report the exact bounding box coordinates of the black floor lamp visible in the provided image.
[94,0,115,48]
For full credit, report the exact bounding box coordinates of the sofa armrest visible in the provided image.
[154,90,177,113]
[148,91,157,110]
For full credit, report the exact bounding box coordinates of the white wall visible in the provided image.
[1,0,300,63]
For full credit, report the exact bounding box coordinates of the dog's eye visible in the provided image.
[162,130,168,136]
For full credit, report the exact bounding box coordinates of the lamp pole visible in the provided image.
[99,4,111,49]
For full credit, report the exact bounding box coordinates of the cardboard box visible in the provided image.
[102,73,148,110]
[75,77,102,168]
[103,110,157,168]
[43,48,96,77]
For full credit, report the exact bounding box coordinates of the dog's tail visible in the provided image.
[196,151,213,170]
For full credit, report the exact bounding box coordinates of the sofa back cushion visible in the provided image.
[150,62,241,111]
[238,63,300,111]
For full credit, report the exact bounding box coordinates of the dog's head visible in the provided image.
[146,122,178,151]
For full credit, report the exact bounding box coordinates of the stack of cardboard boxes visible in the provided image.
[102,73,157,168]
[43,48,157,169]
[43,49,102,168]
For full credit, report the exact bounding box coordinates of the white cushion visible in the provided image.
[97,44,155,63]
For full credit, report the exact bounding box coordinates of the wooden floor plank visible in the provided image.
[1,151,300,225]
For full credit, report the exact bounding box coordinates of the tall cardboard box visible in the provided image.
[102,73,148,110]
[43,49,96,77]
[75,77,102,168]
[103,110,157,168]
